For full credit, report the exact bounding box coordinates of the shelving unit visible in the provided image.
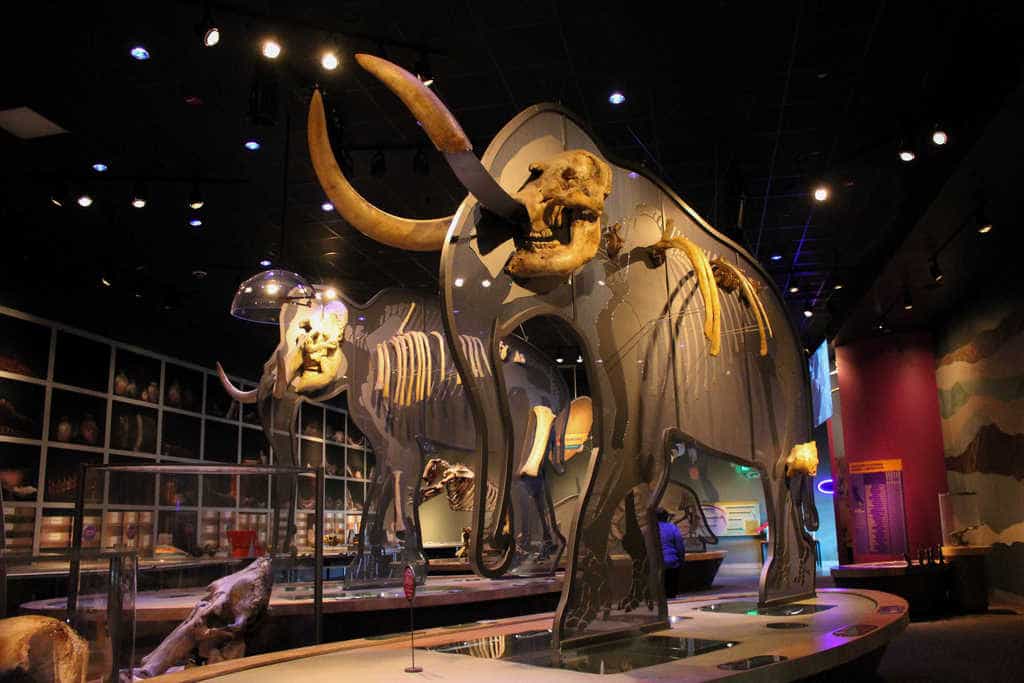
[0,305,373,559]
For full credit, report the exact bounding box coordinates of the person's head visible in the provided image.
[656,507,670,523]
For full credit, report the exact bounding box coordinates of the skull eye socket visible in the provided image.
[300,320,312,333]
[561,166,577,181]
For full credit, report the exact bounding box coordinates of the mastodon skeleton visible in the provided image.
[372,303,491,416]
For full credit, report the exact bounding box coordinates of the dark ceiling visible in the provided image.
[2,0,1022,373]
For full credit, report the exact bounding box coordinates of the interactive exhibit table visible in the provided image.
[144,588,907,682]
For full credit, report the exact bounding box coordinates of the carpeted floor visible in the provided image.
[699,566,1024,682]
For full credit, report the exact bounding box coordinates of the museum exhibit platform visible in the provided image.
[831,545,993,617]
[142,588,906,682]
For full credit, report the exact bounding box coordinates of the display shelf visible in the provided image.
[0,304,374,559]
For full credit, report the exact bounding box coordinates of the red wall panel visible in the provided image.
[836,332,947,557]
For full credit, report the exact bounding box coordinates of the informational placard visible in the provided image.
[849,459,907,560]
[701,501,761,536]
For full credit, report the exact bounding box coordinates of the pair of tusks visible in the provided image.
[653,221,722,356]
[711,258,774,356]
[307,54,522,253]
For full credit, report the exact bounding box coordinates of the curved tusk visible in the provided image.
[353,54,523,220]
[307,89,451,251]
[216,363,258,404]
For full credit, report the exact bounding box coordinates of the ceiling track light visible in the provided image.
[974,204,993,234]
[812,184,830,202]
[261,38,282,60]
[188,182,204,210]
[49,181,68,207]
[131,180,147,208]
[414,52,433,86]
[929,257,944,283]
[321,49,340,71]
[931,124,948,146]
[903,287,913,311]
[198,4,220,47]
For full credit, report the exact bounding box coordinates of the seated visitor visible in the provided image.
[657,507,686,598]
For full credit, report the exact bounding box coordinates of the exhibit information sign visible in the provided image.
[700,501,762,536]
[849,459,907,560]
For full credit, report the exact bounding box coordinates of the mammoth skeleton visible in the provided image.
[303,53,820,647]
[219,291,583,585]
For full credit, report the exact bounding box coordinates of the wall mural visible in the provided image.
[936,296,1024,591]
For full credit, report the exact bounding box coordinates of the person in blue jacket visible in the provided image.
[657,507,687,598]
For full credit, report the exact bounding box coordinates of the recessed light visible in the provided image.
[453,277,465,288]
[898,149,915,163]
[789,286,799,293]
[189,218,202,227]
[92,162,108,173]
[321,51,339,71]
[101,277,112,287]
[813,185,829,202]
[130,46,150,61]
[608,91,626,105]
[977,224,992,234]
[203,26,220,48]
[833,283,843,290]
[261,39,281,60]
[555,356,564,364]
[576,354,583,363]
[321,201,334,212]
[803,310,813,318]
[770,254,782,262]
[244,140,261,151]
[259,259,272,267]
[131,197,147,209]
[481,279,492,288]
[932,129,948,146]
[77,194,93,207]
[627,171,639,179]
[324,287,338,300]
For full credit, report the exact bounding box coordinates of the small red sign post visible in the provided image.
[403,565,422,673]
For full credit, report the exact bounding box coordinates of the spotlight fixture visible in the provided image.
[321,201,334,212]
[321,51,340,71]
[833,282,843,290]
[608,91,626,105]
[931,126,948,146]
[555,354,565,364]
[412,147,429,176]
[903,288,913,311]
[414,52,433,86]
[929,257,944,283]
[370,149,386,177]
[803,309,813,318]
[259,259,272,267]
[576,354,584,364]
[897,139,915,162]
[130,46,150,61]
[101,276,112,287]
[453,277,465,288]
[198,4,220,48]
[770,254,783,262]
[974,205,993,234]
[132,197,147,208]
[77,194,93,208]
[812,185,829,202]
[187,183,204,210]
[481,279,492,288]
[324,287,338,300]
[131,181,147,208]
[92,162,108,173]
[261,38,282,60]
[49,181,68,207]
[789,286,799,293]
[244,140,261,151]
[189,218,202,227]
[627,171,639,179]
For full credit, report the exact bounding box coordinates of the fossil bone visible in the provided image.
[711,257,773,356]
[519,405,557,478]
[652,221,722,356]
[785,441,819,478]
[507,150,614,279]
[0,615,89,683]
[420,458,497,512]
[136,557,273,679]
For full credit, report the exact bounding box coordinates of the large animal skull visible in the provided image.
[276,296,347,397]
[136,557,273,678]
[306,54,613,279]
[507,150,612,278]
